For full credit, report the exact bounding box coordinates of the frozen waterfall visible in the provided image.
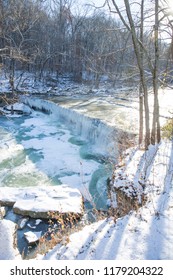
[21,96,119,158]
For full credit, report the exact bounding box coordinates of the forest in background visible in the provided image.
[0,0,173,148]
[0,0,172,86]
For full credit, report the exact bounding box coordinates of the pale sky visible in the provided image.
[81,0,106,6]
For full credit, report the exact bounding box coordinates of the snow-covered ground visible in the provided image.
[0,220,21,260]
[0,70,60,94]
[40,140,173,260]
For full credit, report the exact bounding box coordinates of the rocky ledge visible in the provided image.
[0,185,83,219]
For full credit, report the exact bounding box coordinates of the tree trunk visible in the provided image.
[151,0,161,145]
[9,58,15,96]
[124,0,150,149]
[139,84,144,145]
[139,0,144,146]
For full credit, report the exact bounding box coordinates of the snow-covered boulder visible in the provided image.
[0,220,21,260]
[0,206,7,219]
[0,185,83,219]
[3,102,32,115]
[24,231,42,244]
[17,217,29,230]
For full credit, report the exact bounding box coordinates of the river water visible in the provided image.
[1,88,172,257]
[0,104,114,256]
[1,95,134,256]
[0,108,112,210]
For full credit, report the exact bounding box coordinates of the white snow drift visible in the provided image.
[41,140,173,260]
[0,220,21,260]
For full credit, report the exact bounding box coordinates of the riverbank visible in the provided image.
[39,140,173,260]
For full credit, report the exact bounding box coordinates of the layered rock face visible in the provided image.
[0,185,83,219]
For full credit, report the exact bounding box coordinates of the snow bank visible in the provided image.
[5,102,32,114]
[110,145,159,207]
[40,141,173,260]
[0,220,21,260]
[0,185,83,219]
[0,70,53,94]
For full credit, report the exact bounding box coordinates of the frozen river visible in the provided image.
[1,87,171,211]
[0,100,115,256]
[0,107,112,210]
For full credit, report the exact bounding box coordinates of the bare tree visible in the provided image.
[151,0,161,144]
[107,0,151,148]
[139,0,144,145]
[0,0,43,92]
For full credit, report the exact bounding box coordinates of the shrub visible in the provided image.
[161,118,173,140]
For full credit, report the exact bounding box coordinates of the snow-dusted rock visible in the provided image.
[24,231,42,244]
[0,185,83,219]
[0,220,21,260]
[17,217,29,230]
[35,219,42,225]
[0,206,7,219]
[4,102,32,115]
